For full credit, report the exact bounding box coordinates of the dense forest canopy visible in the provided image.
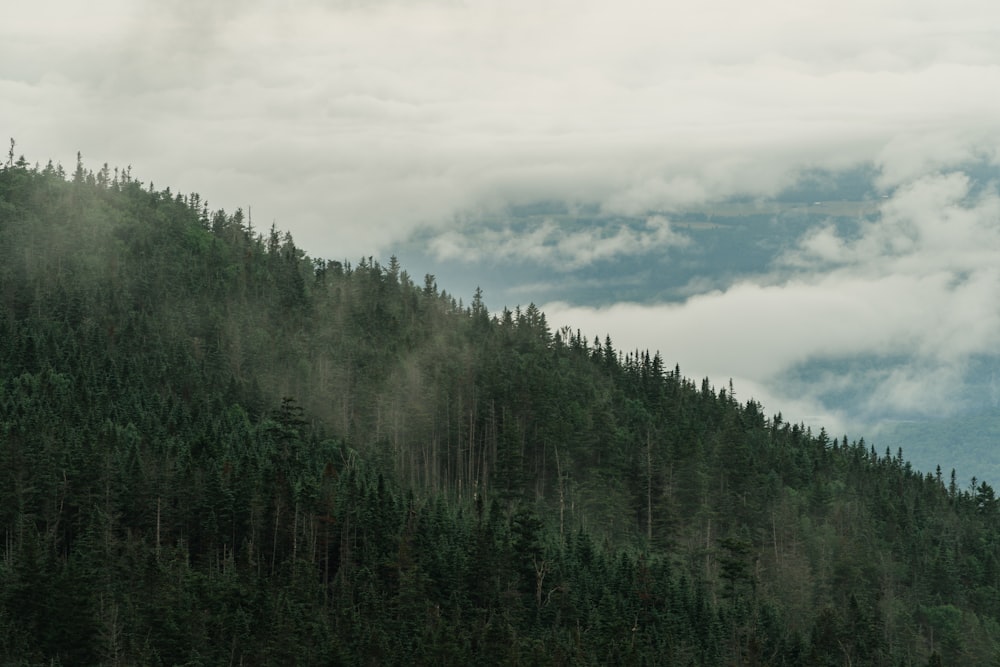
[1,150,999,665]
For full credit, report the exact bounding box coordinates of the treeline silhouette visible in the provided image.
[0,152,997,664]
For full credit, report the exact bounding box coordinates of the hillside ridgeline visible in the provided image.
[1,155,997,664]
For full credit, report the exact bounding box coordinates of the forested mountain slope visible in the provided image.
[1,154,998,665]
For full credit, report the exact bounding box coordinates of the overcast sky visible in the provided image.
[5,0,1000,436]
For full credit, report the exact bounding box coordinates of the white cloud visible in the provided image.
[3,0,1000,259]
[544,172,1000,429]
[429,215,689,270]
[784,172,1000,280]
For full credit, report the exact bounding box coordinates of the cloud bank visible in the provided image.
[4,0,1000,261]
[543,172,1000,432]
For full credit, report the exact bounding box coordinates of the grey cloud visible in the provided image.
[6,0,1000,260]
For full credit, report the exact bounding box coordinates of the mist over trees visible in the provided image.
[1,151,999,664]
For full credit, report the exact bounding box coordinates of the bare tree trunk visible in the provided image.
[292,501,299,564]
[554,443,565,540]
[646,430,653,542]
[271,495,281,576]
[156,496,161,559]
[534,557,549,610]
[772,511,779,570]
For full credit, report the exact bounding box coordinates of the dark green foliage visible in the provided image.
[2,155,1000,664]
